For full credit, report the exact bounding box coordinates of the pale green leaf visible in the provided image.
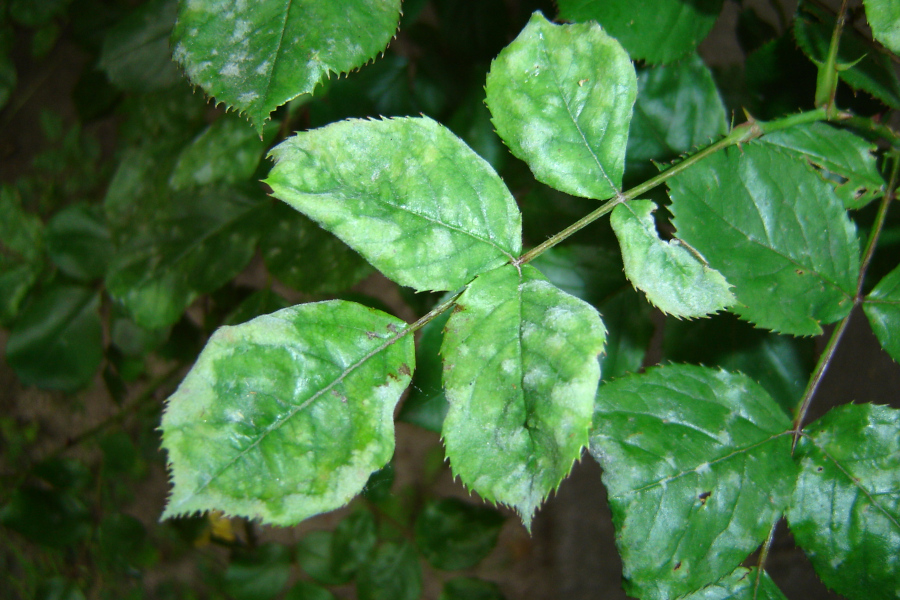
[557,0,724,64]
[795,2,900,110]
[266,116,521,292]
[99,0,181,92]
[441,264,606,529]
[171,0,402,133]
[680,567,787,600]
[161,301,414,525]
[485,12,636,200]
[667,142,859,335]
[788,403,900,600]
[106,186,265,329]
[627,54,727,179]
[864,263,900,363]
[611,200,735,318]
[864,0,900,54]
[5,285,103,393]
[760,122,884,210]
[590,365,796,600]
[169,115,277,191]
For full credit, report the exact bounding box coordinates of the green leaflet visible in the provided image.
[99,0,181,92]
[169,115,277,190]
[795,2,900,110]
[864,263,900,363]
[106,187,265,329]
[760,122,884,210]
[864,0,900,54]
[788,403,900,600]
[440,577,506,600]
[171,0,402,133]
[610,200,735,318]
[414,498,505,571]
[590,365,796,600]
[45,204,113,282]
[356,540,422,600]
[627,53,728,180]
[0,185,44,325]
[5,285,103,392]
[680,567,787,600]
[667,142,859,336]
[161,301,414,526]
[223,544,292,600]
[266,117,522,293]
[485,12,636,201]
[441,264,606,529]
[557,0,724,64]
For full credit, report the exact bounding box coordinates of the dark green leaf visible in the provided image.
[440,577,506,600]
[362,462,395,503]
[760,122,884,210]
[9,0,71,27]
[283,581,335,600]
[863,263,900,363]
[529,244,628,306]
[557,0,724,64]
[266,117,521,292]
[486,12,636,200]
[795,2,900,110]
[356,540,422,600]
[864,0,900,54]
[0,486,91,547]
[397,306,451,433]
[0,185,44,325]
[597,288,654,381]
[448,84,508,171]
[103,140,183,230]
[106,186,265,329]
[788,403,900,600]
[667,142,859,335]
[680,567,787,599]
[161,301,414,525]
[744,34,818,120]
[6,285,103,392]
[224,289,291,326]
[442,264,606,528]
[590,365,796,600]
[223,543,292,600]
[98,513,155,571]
[415,498,505,571]
[98,0,181,92]
[0,47,17,111]
[169,115,277,190]
[34,578,86,600]
[611,200,735,318]
[172,0,402,132]
[45,203,114,281]
[664,314,814,415]
[259,202,372,295]
[331,510,378,581]
[627,53,727,180]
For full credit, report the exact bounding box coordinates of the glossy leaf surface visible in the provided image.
[864,0,900,54]
[667,142,858,335]
[611,200,735,318]
[5,285,103,392]
[760,122,884,210]
[627,53,727,179]
[45,204,113,281]
[161,301,414,525]
[442,264,606,528]
[99,0,180,92]
[106,187,264,329]
[863,263,900,363]
[266,116,521,292]
[486,12,636,200]
[590,365,796,600]
[789,403,900,599]
[356,540,422,600]
[557,0,724,64]
[169,115,276,190]
[414,498,505,570]
[171,0,402,132]
[680,567,787,600]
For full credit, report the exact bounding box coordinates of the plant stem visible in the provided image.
[515,108,833,265]
[814,0,849,113]
[857,153,899,289]
[754,519,779,597]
